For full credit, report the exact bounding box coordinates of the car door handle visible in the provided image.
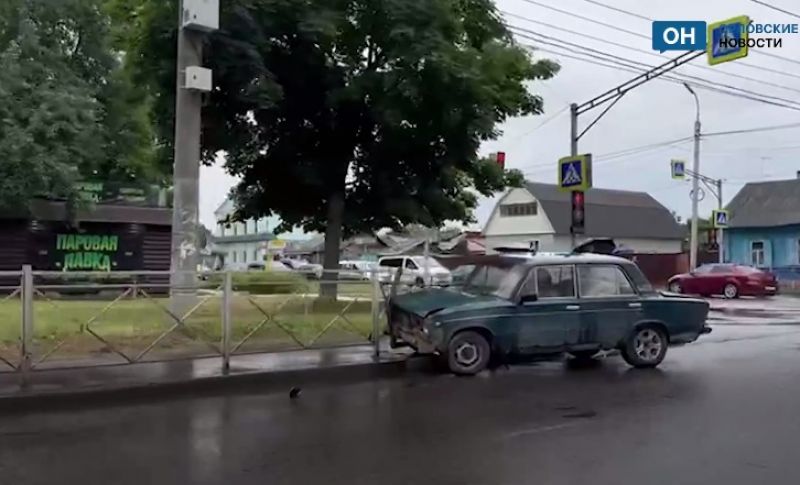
[628,302,642,308]
[565,305,580,311]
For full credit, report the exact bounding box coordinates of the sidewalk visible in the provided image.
[0,342,418,409]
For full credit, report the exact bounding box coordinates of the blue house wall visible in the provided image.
[725,224,800,281]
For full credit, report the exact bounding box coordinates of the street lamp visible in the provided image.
[684,82,701,270]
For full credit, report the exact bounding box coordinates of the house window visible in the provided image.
[751,241,765,267]
[242,250,247,263]
[500,202,538,217]
[232,251,237,263]
[253,248,259,261]
[233,224,238,236]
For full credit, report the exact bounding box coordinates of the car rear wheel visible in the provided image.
[621,325,668,368]
[446,331,491,375]
[668,281,682,293]
[723,283,739,299]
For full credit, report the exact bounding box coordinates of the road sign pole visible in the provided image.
[717,179,724,263]
[570,103,578,249]
[684,84,701,271]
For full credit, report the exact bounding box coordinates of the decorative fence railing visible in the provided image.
[0,266,413,385]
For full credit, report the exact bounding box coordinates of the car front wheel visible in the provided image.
[446,331,491,375]
[723,283,739,299]
[621,325,668,368]
[668,281,682,293]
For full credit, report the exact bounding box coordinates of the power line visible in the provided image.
[510,25,800,107]
[750,0,800,19]
[596,137,693,159]
[501,10,800,92]
[577,0,651,21]
[578,0,800,68]
[518,0,800,80]
[511,28,800,111]
[524,43,800,112]
[518,0,647,39]
[518,137,692,174]
[507,104,569,142]
[702,120,800,137]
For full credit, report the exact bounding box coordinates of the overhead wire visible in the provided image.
[517,0,800,80]
[509,25,800,108]
[501,10,800,93]
[750,0,800,20]
[576,0,800,67]
[506,104,569,141]
[518,34,800,111]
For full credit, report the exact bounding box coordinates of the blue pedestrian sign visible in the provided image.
[707,16,749,66]
[712,209,729,228]
[671,159,686,180]
[558,154,593,192]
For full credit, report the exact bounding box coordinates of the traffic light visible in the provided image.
[571,190,585,234]
[496,151,506,169]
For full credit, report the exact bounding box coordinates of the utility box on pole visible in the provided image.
[182,0,219,32]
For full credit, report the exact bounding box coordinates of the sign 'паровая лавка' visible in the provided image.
[56,233,120,271]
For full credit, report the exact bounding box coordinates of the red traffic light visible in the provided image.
[572,190,584,207]
[571,190,585,234]
[496,151,506,168]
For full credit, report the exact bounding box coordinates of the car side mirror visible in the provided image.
[518,294,538,304]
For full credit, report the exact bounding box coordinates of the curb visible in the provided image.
[0,355,435,413]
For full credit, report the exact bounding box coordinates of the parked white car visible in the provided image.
[339,260,376,280]
[377,256,452,287]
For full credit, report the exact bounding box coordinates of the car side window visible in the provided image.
[380,258,400,268]
[694,265,713,274]
[578,265,635,297]
[710,265,729,274]
[405,259,418,270]
[523,265,575,299]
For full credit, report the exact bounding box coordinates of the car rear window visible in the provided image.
[622,264,654,294]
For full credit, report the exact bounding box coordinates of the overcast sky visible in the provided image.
[199,0,800,230]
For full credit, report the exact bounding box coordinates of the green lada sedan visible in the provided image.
[387,254,711,375]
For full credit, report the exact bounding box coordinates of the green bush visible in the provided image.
[206,271,309,294]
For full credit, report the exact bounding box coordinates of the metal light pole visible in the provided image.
[569,103,578,250]
[684,83,701,271]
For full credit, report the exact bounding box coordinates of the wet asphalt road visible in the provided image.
[3,324,800,485]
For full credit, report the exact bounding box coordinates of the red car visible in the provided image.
[668,264,778,299]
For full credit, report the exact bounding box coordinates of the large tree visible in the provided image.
[119,0,558,294]
[0,0,160,210]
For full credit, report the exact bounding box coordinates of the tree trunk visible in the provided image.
[320,189,345,300]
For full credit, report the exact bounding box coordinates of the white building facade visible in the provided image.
[211,199,313,270]
[484,183,683,254]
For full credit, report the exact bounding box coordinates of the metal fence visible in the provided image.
[0,266,408,385]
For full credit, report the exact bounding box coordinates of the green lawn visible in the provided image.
[0,290,382,366]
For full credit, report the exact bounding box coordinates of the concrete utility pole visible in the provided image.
[684,82,701,271]
[569,103,578,250]
[170,0,217,311]
[717,179,724,263]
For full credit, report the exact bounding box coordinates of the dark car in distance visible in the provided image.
[668,263,778,299]
[387,253,711,375]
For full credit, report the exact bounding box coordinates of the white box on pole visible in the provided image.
[182,0,219,32]
[184,66,212,92]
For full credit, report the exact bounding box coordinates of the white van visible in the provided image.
[377,256,452,287]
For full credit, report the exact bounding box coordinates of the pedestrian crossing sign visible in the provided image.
[671,159,686,180]
[558,154,592,192]
[712,209,729,228]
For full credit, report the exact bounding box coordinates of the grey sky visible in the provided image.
[200,0,800,230]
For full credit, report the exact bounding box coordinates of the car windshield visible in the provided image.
[463,264,528,299]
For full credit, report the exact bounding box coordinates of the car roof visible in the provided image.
[512,253,634,266]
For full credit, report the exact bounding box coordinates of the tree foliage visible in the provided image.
[0,0,159,210]
[118,0,558,283]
